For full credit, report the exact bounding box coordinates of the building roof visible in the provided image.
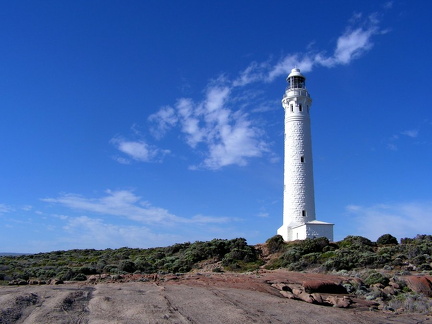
[287,68,305,79]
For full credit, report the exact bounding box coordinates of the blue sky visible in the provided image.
[1,1,431,253]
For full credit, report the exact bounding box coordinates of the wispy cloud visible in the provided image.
[346,201,432,240]
[111,136,170,164]
[383,1,393,10]
[149,82,269,170]
[1,194,243,251]
[61,216,182,249]
[0,204,12,215]
[42,190,235,225]
[386,128,420,150]
[401,129,419,138]
[147,12,385,170]
[148,106,178,139]
[267,54,315,82]
[238,13,385,83]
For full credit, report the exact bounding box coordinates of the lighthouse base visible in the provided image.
[277,220,334,242]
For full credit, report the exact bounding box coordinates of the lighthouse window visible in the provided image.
[301,156,305,163]
[302,210,307,217]
[290,104,293,112]
[299,104,302,112]
[291,76,305,89]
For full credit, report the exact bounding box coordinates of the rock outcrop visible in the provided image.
[270,280,352,308]
[403,276,432,297]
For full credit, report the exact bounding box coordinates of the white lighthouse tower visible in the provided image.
[277,68,334,241]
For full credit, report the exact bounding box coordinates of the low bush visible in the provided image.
[266,235,286,254]
[297,237,330,254]
[2,234,432,280]
[72,273,87,281]
[118,260,136,273]
[338,236,375,250]
[363,271,389,286]
[377,234,398,245]
[134,259,155,274]
[78,266,98,275]
[388,293,432,313]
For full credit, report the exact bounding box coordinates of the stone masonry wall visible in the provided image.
[283,97,316,231]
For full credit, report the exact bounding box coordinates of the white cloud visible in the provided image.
[147,11,384,170]
[191,214,236,224]
[0,204,12,215]
[346,201,432,240]
[383,1,393,9]
[386,142,398,151]
[111,137,170,163]
[203,116,267,169]
[61,215,182,249]
[148,106,178,139]
[232,61,267,87]
[150,81,269,170]
[42,190,235,225]
[319,26,375,67]
[0,196,242,251]
[386,128,420,150]
[228,13,384,84]
[267,54,314,82]
[401,129,419,138]
[257,212,269,218]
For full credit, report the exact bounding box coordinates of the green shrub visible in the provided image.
[96,260,107,270]
[208,239,232,258]
[297,237,330,254]
[221,239,259,271]
[389,293,432,313]
[103,265,118,273]
[414,235,432,243]
[135,259,156,274]
[320,251,336,261]
[78,266,98,275]
[58,268,76,281]
[266,235,286,253]
[118,260,136,273]
[281,249,301,264]
[165,242,191,255]
[300,252,321,267]
[412,254,430,266]
[418,263,432,271]
[377,234,398,245]
[287,261,307,271]
[363,271,389,286]
[264,258,288,270]
[72,273,87,281]
[400,237,413,244]
[338,236,375,250]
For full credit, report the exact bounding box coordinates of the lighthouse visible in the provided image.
[277,68,334,241]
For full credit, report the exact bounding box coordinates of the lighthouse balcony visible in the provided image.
[283,89,310,99]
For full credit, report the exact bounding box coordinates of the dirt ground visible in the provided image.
[1,270,430,324]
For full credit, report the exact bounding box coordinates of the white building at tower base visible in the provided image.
[281,220,334,242]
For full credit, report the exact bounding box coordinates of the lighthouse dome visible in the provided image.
[287,68,306,79]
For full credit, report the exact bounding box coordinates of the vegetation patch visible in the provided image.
[0,238,261,282]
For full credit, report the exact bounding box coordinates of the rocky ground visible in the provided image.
[1,269,431,324]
